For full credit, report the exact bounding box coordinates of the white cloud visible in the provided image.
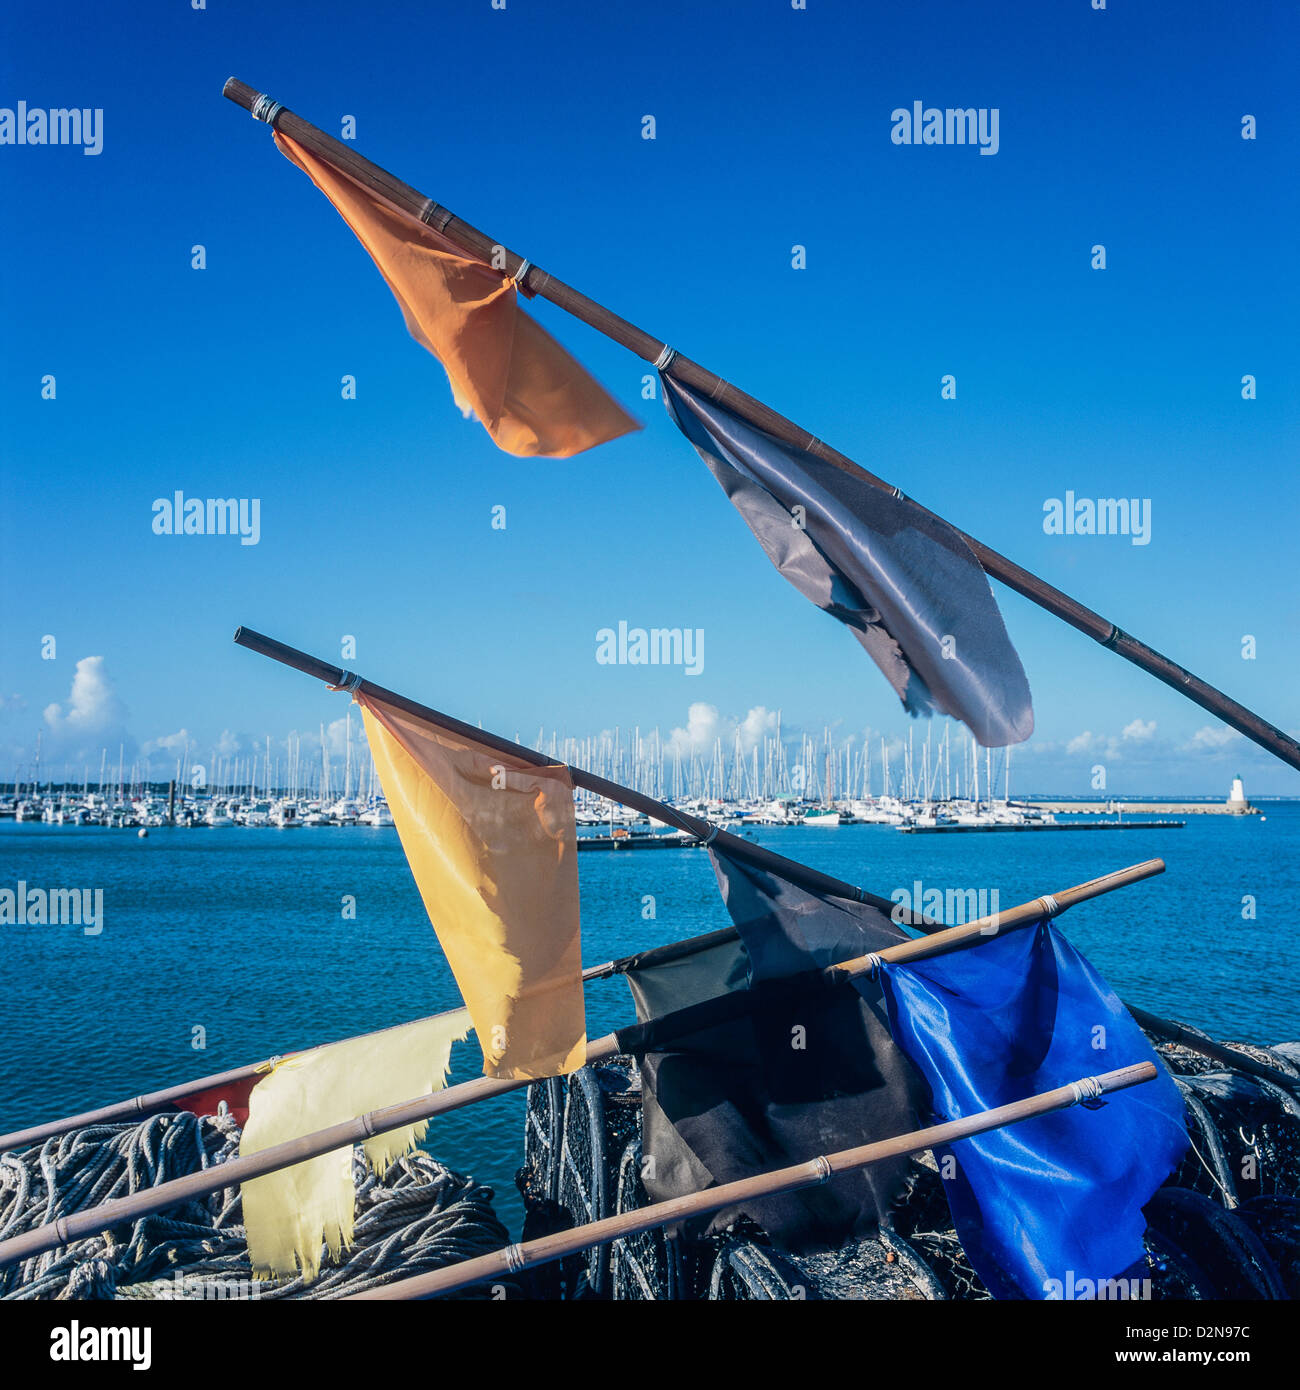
[666,703,779,759]
[1187,725,1240,751]
[141,728,192,757]
[323,715,366,759]
[666,703,723,758]
[215,729,243,757]
[1064,720,1161,763]
[737,705,780,751]
[43,657,130,746]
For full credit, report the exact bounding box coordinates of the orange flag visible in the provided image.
[274,133,639,458]
[358,691,585,1080]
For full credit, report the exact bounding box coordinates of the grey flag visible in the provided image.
[663,374,1033,746]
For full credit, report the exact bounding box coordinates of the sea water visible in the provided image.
[2,809,1296,1236]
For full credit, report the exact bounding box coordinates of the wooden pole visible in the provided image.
[0,943,692,1153]
[232,626,942,928]
[1127,1005,1300,1097]
[221,78,1300,776]
[348,1062,1159,1300]
[0,861,1159,1271]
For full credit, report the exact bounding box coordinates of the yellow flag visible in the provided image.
[274,132,640,458]
[240,1009,470,1281]
[359,691,586,1081]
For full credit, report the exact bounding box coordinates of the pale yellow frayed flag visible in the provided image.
[239,1009,471,1281]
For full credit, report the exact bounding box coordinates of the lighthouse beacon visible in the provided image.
[1226,775,1251,814]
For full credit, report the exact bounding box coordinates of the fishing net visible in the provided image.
[886,1160,991,1299]
[706,1238,821,1300]
[1236,1195,1300,1298]
[521,1029,1300,1301]
[0,1109,513,1300]
[1168,1071,1300,1205]
[609,1129,680,1301]
[519,1074,565,1208]
[545,1058,641,1298]
[1144,1188,1288,1299]
[554,1068,609,1295]
[1141,1227,1218,1299]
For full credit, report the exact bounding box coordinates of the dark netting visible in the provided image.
[1169,1084,1240,1203]
[701,1228,941,1300]
[881,1156,991,1300]
[600,1059,642,1158]
[1142,1228,1217,1299]
[888,1157,954,1238]
[688,1163,957,1302]
[1152,1029,1229,1078]
[519,1074,565,1208]
[554,1067,607,1296]
[1143,1188,1288,1299]
[1152,1033,1300,1093]
[706,1239,822,1300]
[1169,1072,1300,1206]
[899,1231,991,1300]
[513,1074,578,1300]
[609,1129,681,1301]
[551,1058,640,1298]
[520,1023,1300,1300]
[1236,1196,1300,1298]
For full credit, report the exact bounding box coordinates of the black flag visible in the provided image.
[623,848,924,1250]
[663,374,1033,747]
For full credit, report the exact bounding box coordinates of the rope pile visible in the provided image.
[0,1109,513,1300]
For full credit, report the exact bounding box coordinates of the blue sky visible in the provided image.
[1,0,1297,796]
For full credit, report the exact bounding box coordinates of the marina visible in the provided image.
[0,768,1253,840]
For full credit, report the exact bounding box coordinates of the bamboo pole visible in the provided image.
[348,1061,1159,1300]
[0,940,724,1153]
[0,861,1158,1271]
[221,77,1300,775]
[232,626,943,928]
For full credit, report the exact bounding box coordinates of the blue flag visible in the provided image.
[871,921,1187,1299]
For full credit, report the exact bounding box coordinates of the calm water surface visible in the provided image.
[2,809,1296,1234]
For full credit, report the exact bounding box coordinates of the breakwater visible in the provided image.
[1032,802,1259,817]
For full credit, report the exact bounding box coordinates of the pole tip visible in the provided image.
[233,626,245,643]
[221,78,261,114]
